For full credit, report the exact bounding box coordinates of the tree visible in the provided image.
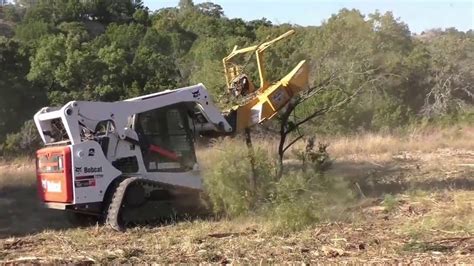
[273,67,382,177]
[248,18,272,29]
[14,19,52,44]
[3,4,22,22]
[13,0,38,8]
[196,2,223,18]
[83,0,136,23]
[0,37,46,144]
[133,8,149,25]
[178,0,194,10]
[421,31,474,117]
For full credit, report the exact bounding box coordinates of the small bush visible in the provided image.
[293,138,332,172]
[382,194,399,213]
[267,169,354,232]
[1,120,42,157]
[202,137,354,233]
[202,138,276,217]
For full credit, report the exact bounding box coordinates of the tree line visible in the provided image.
[0,0,472,156]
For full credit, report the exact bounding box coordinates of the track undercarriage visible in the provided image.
[103,177,207,231]
[67,177,207,231]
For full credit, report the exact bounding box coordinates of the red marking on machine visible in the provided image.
[36,146,73,203]
[148,144,179,161]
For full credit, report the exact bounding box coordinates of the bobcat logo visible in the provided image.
[192,90,200,98]
[75,167,82,173]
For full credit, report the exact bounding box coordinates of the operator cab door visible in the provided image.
[133,103,197,172]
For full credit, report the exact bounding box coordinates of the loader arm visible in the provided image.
[34,84,232,145]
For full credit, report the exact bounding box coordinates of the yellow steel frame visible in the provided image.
[222,29,309,132]
[223,29,296,92]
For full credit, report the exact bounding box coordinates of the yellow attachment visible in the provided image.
[222,29,310,132]
[222,29,296,95]
[232,60,309,131]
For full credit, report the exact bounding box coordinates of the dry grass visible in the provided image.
[197,125,474,165]
[1,194,473,263]
[399,190,474,238]
[1,127,473,263]
[0,168,68,238]
[0,158,34,188]
[327,125,474,157]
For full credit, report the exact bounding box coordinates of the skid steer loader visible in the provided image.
[34,30,309,230]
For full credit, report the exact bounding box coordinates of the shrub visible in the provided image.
[382,194,399,213]
[266,169,354,232]
[292,138,332,172]
[202,138,276,217]
[1,120,42,157]
[201,137,354,233]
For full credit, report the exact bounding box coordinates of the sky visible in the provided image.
[143,0,474,33]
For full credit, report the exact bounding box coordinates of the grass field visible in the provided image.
[0,127,473,263]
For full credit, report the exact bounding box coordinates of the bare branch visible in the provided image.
[283,134,304,154]
[287,75,381,133]
[275,67,383,178]
[422,70,474,117]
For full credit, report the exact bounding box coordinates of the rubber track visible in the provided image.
[104,177,139,231]
[104,177,170,231]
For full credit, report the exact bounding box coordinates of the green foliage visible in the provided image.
[3,5,22,22]
[421,30,474,117]
[133,9,149,25]
[0,37,46,144]
[382,194,399,213]
[196,2,224,18]
[1,120,42,156]
[57,22,89,39]
[14,20,53,43]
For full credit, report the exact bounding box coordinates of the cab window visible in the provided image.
[135,104,196,172]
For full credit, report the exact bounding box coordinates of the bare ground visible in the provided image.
[0,131,473,263]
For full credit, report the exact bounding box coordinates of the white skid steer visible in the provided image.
[34,84,232,230]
